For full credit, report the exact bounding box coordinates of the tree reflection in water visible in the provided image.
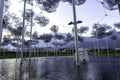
[0,56,120,80]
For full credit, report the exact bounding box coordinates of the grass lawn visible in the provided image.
[0,51,74,59]
[0,49,120,59]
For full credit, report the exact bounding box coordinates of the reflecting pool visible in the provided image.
[0,56,120,80]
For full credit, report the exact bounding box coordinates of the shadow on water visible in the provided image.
[0,56,120,80]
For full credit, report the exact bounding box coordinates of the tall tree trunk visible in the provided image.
[96,29,100,57]
[47,43,48,56]
[29,2,33,60]
[29,2,34,78]
[21,0,26,59]
[72,0,79,66]
[114,40,117,55]
[105,38,110,59]
[16,37,19,59]
[20,0,26,79]
[34,44,36,59]
[36,43,39,58]
[96,38,100,56]
[54,33,56,56]
[38,41,40,58]
[0,0,4,51]
[117,0,120,15]
[18,37,21,58]
[94,42,97,60]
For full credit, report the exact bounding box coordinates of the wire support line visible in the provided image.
[106,14,120,18]
[102,3,107,15]
[96,0,107,16]
[95,0,103,3]
[95,0,120,22]
[95,0,108,23]
[97,14,107,23]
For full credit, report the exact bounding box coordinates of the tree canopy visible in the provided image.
[35,0,87,12]
[39,34,53,43]
[114,22,120,29]
[91,23,112,38]
[50,25,59,34]
[103,0,119,10]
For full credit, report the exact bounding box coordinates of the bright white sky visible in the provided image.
[8,0,120,36]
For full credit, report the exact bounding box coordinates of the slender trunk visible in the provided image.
[36,43,39,58]
[117,0,120,15]
[21,0,26,59]
[18,37,20,58]
[72,0,79,66]
[28,4,33,79]
[47,43,48,56]
[0,0,4,51]
[19,59,23,80]
[20,0,26,79]
[3,46,6,56]
[94,42,97,60]
[57,44,59,56]
[96,38,100,56]
[29,3,33,58]
[70,48,72,56]
[106,38,110,59]
[114,40,117,55]
[34,44,36,59]
[38,42,40,58]
[29,15,33,60]
[16,37,19,59]
[54,33,56,56]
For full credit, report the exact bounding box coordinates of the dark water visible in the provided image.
[0,56,120,80]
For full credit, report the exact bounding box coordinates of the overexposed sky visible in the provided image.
[8,0,120,36]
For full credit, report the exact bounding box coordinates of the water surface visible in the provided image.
[0,56,120,80]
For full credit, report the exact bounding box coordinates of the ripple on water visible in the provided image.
[0,56,120,80]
